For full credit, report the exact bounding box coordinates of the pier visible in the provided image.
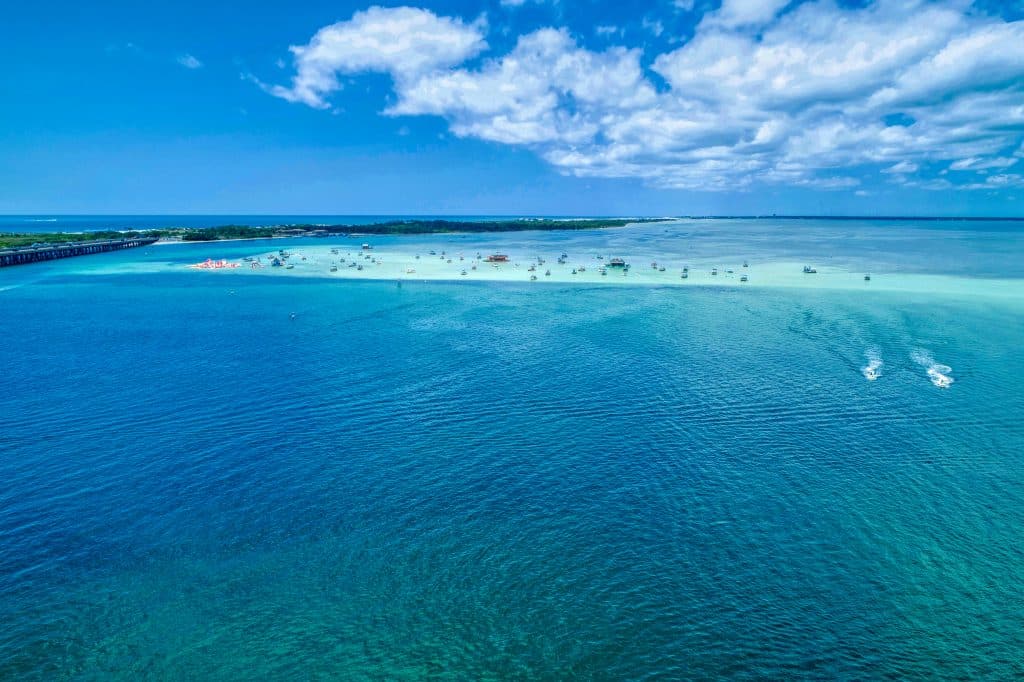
[0,237,158,268]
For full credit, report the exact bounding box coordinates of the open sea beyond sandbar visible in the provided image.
[1,218,1023,678]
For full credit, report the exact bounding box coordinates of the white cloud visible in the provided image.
[263,6,486,108]
[959,173,1024,190]
[177,54,202,69]
[949,157,1018,171]
[389,28,655,145]
[882,161,919,174]
[703,0,791,29]
[642,17,665,36]
[262,0,1024,192]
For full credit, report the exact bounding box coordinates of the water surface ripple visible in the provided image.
[1,225,1023,678]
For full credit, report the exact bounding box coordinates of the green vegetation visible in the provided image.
[0,230,142,249]
[0,218,666,249]
[176,225,280,241]
[328,218,662,235]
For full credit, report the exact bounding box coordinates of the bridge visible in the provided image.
[0,237,159,268]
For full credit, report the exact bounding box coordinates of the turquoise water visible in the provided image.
[1,220,1023,678]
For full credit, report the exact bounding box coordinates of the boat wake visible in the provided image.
[911,349,954,388]
[861,348,883,381]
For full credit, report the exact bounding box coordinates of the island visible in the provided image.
[1,218,667,248]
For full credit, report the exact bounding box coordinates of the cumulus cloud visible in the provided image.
[263,6,486,108]
[389,28,656,146]
[261,0,1024,192]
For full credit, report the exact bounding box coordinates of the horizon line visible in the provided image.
[2,213,1024,222]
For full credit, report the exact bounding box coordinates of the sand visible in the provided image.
[228,244,1024,301]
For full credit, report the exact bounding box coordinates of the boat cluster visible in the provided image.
[227,241,868,287]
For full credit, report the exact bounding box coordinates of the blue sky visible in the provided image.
[2,0,1023,216]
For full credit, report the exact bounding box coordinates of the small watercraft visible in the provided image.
[740,275,748,282]
[864,274,871,281]
[803,265,818,274]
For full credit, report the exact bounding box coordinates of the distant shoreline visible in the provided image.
[0,218,664,249]
[4,214,1022,249]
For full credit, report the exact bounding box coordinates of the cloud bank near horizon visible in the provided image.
[260,0,1024,193]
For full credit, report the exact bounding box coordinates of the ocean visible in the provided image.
[1,219,1022,678]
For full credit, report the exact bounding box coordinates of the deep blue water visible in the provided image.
[1,221,1023,678]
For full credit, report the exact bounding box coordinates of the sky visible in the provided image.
[2,0,1023,216]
